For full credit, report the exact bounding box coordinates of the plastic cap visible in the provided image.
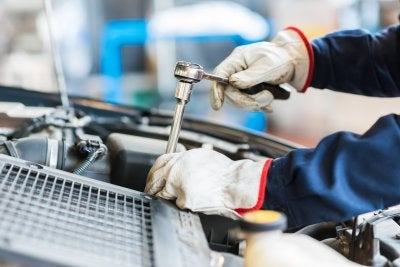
[239,210,287,232]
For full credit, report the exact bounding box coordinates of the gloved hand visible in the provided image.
[145,148,272,219]
[210,27,314,111]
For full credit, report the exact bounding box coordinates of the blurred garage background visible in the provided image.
[0,0,399,147]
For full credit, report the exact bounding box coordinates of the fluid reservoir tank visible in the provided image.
[239,210,365,267]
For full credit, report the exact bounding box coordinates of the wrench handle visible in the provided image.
[203,72,290,100]
[203,73,290,100]
[242,83,290,100]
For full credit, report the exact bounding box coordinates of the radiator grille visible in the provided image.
[0,162,155,267]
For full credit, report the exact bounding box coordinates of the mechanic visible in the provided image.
[145,24,400,228]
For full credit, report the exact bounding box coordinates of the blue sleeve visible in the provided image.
[311,25,400,96]
[264,114,400,228]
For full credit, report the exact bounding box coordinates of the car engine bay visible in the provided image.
[1,86,400,267]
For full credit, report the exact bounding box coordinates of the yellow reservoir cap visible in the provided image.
[244,210,282,224]
[240,210,287,232]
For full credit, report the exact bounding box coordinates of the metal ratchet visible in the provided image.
[165,61,291,154]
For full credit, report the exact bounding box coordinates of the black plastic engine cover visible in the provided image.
[107,133,185,192]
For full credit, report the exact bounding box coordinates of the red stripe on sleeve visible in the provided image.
[285,26,314,93]
[235,158,272,215]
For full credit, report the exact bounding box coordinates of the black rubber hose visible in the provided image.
[295,222,338,241]
[380,240,400,262]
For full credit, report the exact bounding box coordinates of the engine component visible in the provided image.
[0,137,64,169]
[73,134,107,175]
[0,137,110,182]
[107,133,185,192]
[350,222,388,266]
[0,154,212,267]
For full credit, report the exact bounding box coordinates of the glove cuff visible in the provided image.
[235,158,272,215]
[284,26,314,93]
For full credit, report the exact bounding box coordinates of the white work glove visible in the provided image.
[210,27,313,111]
[145,148,271,219]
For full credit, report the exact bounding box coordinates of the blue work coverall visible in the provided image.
[264,24,400,228]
